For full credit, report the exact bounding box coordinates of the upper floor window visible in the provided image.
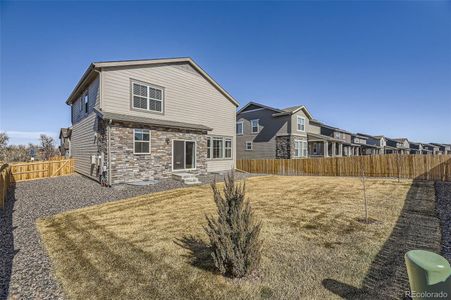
[134,129,150,154]
[297,116,305,132]
[251,119,259,133]
[132,82,163,113]
[78,96,83,112]
[83,92,89,113]
[236,122,243,135]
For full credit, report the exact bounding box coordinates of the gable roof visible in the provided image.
[310,119,351,134]
[237,101,283,114]
[66,57,239,107]
[272,105,313,119]
[59,128,71,139]
[356,132,379,140]
[237,102,314,119]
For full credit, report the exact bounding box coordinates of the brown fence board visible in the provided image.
[237,154,451,181]
[10,159,75,182]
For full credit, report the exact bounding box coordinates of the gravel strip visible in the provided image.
[0,172,258,300]
[435,181,451,262]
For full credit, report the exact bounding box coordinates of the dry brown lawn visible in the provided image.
[37,176,441,300]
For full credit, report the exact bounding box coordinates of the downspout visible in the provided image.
[107,119,112,186]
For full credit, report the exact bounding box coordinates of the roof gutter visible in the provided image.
[65,63,96,105]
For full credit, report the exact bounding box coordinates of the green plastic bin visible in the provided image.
[404,250,451,299]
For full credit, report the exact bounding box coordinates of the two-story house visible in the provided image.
[236,102,312,159]
[354,133,382,155]
[408,141,423,154]
[58,128,72,157]
[431,143,451,155]
[63,58,238,185]
[308,121,356,157]
[392,138,411,154]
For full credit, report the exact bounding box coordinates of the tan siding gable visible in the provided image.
[101,63,236,172]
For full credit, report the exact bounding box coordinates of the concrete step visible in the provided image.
[172,172,201,185]
[172,172,197,180]
[184,178,201,185]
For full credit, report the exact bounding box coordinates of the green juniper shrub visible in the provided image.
[205,172,263,278]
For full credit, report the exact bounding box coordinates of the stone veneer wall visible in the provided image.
[276,136,291,159]
[109,122,208,184]
[276,135,308,159]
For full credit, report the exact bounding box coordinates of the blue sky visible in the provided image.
[1,1,450,145]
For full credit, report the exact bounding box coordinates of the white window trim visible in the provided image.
[207,136,233,160]
[294,139,308,158]
[245,141,253,151]
[224,138,232,159]
[251,119,259,134]
[131,81,164,114]
[133,129,151,154]
[171,139,197,171]
[297,116,305,132]
[78,96,83,112]
[84,92,89,113]
[236,121,244,135]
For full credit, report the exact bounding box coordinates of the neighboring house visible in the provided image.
[374,136,400,154]
[236,102,312,159]
[408,142,423,154]
[58,128,72,157]
[393,138,411,154]
[355,133,383,155]
[431,143,451,155]
[308,120,357,157]
[65,57,238,185]
[422,143,436,155]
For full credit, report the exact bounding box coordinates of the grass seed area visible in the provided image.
[37,176,441,300]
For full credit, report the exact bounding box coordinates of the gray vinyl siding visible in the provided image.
[71,113,99,180]
[71,76,100,125]
[100,63,236,172]
[236,109,289,159]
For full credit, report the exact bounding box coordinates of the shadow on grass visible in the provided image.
[323,159,449,299]
[174,235,216,272]
[0,173,17,299]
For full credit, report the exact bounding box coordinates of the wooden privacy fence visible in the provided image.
[10,158,75,182]
[0,163,12,209]
[237,154,451,181]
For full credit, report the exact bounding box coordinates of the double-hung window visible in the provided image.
[297,116,305,132]
[236,122,243,135]
[207,136,232,159]
[251,119,259,133]
[225,138,232,158]
[294,140,308,158]
[132,82,163,113]
[134,129,150,154]
[212,137,223,159]
[245,141,253,151]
